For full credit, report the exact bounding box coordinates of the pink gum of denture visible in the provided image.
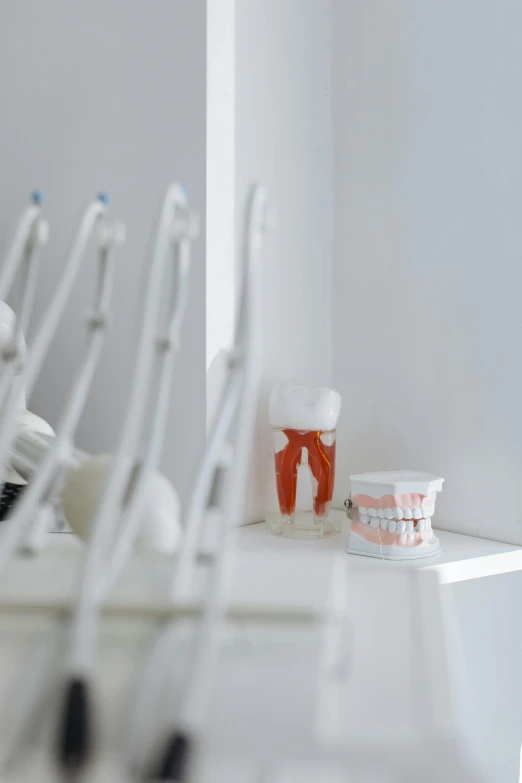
[353,491,438,512]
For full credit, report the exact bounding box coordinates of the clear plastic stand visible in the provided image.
[265,509,343,539]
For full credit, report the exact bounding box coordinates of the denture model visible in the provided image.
[347,471,444,560]
[269,380,341,530]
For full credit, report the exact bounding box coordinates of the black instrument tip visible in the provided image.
[56,678,93,774]
[148,731,190,781]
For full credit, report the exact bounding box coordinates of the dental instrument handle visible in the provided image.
[169,184,265,601]
[0,212,47,426]
[0,197,107,508]
[11,204,48,343]
[98,213,195,600]
[60,185,193,776]
[0,619,65,774]
[168,368,242,600]
[0,195,48,423]
[68,184,189,638]
[25,196,108,398]
[0,207,119,576]
[154,185,266,781]
[0,192,43,304]
[81,184,190,578]
[125,188,253,776]
[175,184,264,722]
[122,366,241,778]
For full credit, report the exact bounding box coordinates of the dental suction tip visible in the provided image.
[148,731,190,782]
[97,192,110,205]
[56,678,93,774]
[31,190,43,205]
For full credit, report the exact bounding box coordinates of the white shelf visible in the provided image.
[237,512,522,585]
[49,517,522,585]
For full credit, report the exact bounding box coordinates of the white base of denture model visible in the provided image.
[266,509,343,540]
[347,529,441,560]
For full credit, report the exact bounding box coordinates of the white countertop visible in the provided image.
[236,513,522,584]
[48,512,522,585]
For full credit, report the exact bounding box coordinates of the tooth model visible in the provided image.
[268,380,341,536]
[347,471,444,560]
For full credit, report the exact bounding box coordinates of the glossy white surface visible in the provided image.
[237,516,521,584]
[269,381,341,432]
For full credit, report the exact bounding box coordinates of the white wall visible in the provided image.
[236,0,334,522]
[0,0,207,507]
[332,0,522,545]
[207,0,235,374]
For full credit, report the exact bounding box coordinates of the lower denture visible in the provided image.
[353,505,435,547]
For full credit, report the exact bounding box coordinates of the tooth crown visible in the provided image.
[269,380,341,431]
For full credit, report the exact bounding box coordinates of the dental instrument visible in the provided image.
[137,184,267,782]
[0,192,49,511]
[62,186,196,566]
[56,184,197,776]
[0,196,123,773]
[0,195,123,568]
[0,195,113,543]
[0,191,46,306]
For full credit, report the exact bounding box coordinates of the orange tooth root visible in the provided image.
[273,429,336,520]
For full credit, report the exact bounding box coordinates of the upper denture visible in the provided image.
[353,491,438,512]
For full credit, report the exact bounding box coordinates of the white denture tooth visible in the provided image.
[393,507,402,518]
[385,507,394,519]
[377,509,385,519]
[403,507,413,519]
[416,519,426,532]
[397,521,406,534]
[368,508,379,517]
[370,517,380,528]
[388,520,397,533]
[358,507,367,516]
[360,514,370,525]
[380,518,387,531]
[406,520,414,533]
[413,507,423,520]
[425,517,432,529]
